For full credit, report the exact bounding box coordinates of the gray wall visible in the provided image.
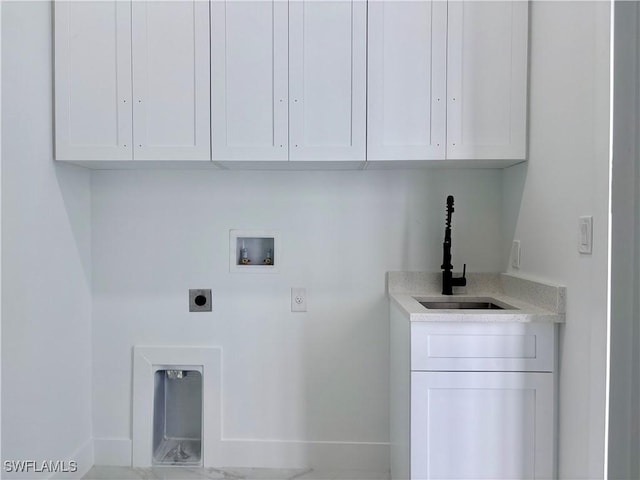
[609,2,640,479]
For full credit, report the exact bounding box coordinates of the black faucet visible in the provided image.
[441,195,467,295]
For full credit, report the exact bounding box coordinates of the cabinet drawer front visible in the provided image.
[411,322,555,372]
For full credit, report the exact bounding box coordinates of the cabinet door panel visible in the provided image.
[289,0,366,161]
[446,1,528,160]
[367,1,447,161]
[211,1,288,161]
[54,1,132,160]
[411,372,554,480]
[132,0,210,160]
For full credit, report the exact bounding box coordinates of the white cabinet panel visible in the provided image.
[446,1,528,159]
[54,1,132,161]
[211,1,288,161]
[367,0,528,164]
[367,1,447,161]
[132,1,210,160]
[390,305,557,480]
[289,0,366,161]
[411,372,554,480]
[410,322,555,372]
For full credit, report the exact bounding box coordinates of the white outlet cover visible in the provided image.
[291,287,307,312]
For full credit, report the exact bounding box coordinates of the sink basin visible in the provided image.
[416,298,518,310]
[419,301,504,310]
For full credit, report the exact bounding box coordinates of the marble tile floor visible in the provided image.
[82,466,391,480]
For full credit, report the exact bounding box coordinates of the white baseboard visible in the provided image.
[93,438,132,466]
[92,437,389,471]
[50,438,94,480]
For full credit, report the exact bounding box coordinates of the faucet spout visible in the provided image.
[441,195,466,295]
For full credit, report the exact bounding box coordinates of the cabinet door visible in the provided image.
[211,1,288,161]
[367,1,447,161]
[446,1,528,160]
[411,371,554,479]
[131,1,210,160]
[289,0,367,161]
[54,1,132,161]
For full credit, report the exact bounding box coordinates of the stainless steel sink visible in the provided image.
[419,301,504,310]
[417,298,517,310]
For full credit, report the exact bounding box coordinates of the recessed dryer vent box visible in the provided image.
[229,230,279,273]
[152,368,202,466]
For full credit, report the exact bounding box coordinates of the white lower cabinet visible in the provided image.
[390,305,557,480]
[411,371,554,480]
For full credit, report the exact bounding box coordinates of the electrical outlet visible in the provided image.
[189,289,212,312]
[512,240,521,269]
[291,287,307,312]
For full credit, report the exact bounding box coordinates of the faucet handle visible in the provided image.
[450,263,467,288]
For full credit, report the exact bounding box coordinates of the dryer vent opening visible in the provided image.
[153,369,202,465]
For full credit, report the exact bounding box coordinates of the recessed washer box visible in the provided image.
[229,230,280,273]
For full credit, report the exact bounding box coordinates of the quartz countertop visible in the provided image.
[388,272,565,323]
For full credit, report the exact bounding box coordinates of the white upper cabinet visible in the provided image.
[367,0,529,163]
[289,0,367,161]
[132,1,210,161]
[446,1,528,160]
[212,0,367,162]
[367,1,447,161]
[211,1,289,161]
[55,1,132,161]
[55,0,528,166]
[55,0,210,162]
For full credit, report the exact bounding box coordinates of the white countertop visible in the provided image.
[388,272,565,323]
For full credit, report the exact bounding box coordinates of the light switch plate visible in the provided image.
[511,240,521,269]
[578,216,593,254]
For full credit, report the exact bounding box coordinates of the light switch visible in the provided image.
[578,216,593,254]
[511,240,521,269]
